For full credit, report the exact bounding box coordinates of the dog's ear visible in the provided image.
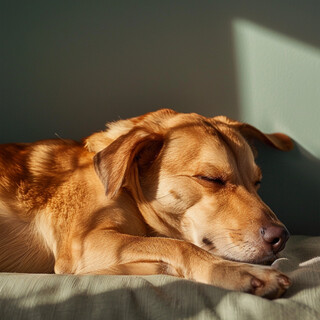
[238,124,294,151]
[214,116,294,151]
[93,128,163,199]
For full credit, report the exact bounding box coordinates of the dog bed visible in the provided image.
[0,235,319,320]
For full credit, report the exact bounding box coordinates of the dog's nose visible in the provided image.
[260,225,289,254]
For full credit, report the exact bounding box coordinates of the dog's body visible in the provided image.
[0,109,293,298]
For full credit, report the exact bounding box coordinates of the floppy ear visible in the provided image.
[214,116,294,151]
[238,124,294,151]
[93,128,163,199]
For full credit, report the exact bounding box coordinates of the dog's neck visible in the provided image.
[125,165,183,239]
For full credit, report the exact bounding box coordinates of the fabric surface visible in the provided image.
[0,235,319,320]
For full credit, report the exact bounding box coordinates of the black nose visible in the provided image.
[260,225,289,254]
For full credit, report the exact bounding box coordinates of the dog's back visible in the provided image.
[0,140,86,272]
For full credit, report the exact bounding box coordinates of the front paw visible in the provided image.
[235,264,291,298]
[202,262,291,299]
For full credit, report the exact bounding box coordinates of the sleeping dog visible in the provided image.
[0,109,293,298]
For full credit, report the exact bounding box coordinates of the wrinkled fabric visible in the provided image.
[0,236,319,320]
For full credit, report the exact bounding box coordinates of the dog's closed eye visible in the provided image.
[194,175,226,186]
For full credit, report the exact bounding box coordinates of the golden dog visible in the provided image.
[0,109,293,298]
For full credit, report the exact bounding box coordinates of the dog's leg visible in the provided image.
[55,231,290,298]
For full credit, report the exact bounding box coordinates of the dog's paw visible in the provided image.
[235,264,291,298]
[200,261,291,299]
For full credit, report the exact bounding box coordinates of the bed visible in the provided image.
[0,235,319,319]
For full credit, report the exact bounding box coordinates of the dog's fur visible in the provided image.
[0,109,294,298]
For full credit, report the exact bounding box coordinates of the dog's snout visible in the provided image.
[260,225,289,254]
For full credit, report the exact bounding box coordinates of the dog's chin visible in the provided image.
[219,253,277,266]
[204,244,277,265]
[240,254,277,265]
[251,256,277,265]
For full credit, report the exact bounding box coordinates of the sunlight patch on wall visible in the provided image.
[233,19,320,158]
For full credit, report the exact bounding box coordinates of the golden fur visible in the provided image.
[0,109,293,298]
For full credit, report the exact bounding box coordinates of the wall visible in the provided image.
[1,1,319,234]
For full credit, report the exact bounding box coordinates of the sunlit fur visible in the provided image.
[0,109,293,298]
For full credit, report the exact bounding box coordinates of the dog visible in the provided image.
[0,109,293,298]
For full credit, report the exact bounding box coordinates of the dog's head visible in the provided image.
[90,109,293,264]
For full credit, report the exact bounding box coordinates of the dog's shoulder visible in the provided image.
[0,139,89,204]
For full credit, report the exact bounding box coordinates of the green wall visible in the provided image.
[1,1,319,234]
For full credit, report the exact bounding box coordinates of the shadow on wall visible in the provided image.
[256,141,320,236]
[0,1,239,143]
